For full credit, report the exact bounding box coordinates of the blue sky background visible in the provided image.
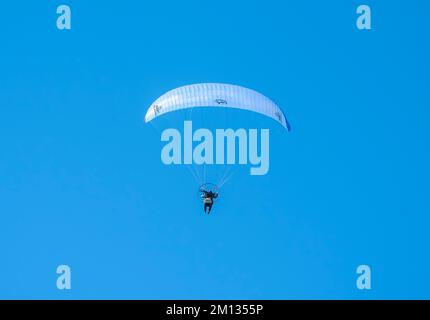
[0,1,429,299]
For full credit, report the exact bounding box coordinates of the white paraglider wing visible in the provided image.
[145,83,291,131]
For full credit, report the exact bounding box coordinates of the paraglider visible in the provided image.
[145,83,291,214]
[200,190,218,214]
[199,183,219,214]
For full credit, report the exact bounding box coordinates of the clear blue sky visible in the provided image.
[0,1,429,299]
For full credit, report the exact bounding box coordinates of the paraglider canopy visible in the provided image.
[145,83,291,131]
